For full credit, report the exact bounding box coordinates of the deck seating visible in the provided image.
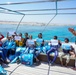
[38,47,75,67]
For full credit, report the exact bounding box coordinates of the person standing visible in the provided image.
[68,28,76,70]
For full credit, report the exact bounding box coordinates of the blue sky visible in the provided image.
[0,0,76,25]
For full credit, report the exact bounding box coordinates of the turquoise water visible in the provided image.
[0,24,76,42]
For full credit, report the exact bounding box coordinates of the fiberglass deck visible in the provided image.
[4,62,76,75]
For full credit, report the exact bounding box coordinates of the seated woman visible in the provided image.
[15,33,25,47]
[26,35,36,49]
[47,36,61,65]
[2,36,16,58]
[18,33,25,47]
[60,38,75,67]
[26,35,40,65]
[0,33,9,64]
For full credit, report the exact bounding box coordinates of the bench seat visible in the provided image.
[38,52,75,67]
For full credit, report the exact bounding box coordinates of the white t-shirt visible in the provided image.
[26,39,35,47]
[50,39,58,46]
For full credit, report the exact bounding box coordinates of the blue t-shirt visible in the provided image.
[62,43,72,53]
[62,43,71,50]
[36,38,44,47]
[3,40,16,49]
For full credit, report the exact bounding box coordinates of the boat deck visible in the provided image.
[4,62,76,75]
[3,43,76,75]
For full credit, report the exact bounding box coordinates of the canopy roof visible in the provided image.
[0,0,68,5]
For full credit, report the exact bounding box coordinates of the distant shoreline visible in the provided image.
[0,21,75,26]
[0,21,46,26]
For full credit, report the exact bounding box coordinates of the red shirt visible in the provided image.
[0,34,4,46]
[0,34,4,40]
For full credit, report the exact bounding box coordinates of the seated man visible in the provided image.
[47,36,61,65]
[35,33,45,53]
[60,38,75,67]
[24,32,29,46]
[36,33,44,47]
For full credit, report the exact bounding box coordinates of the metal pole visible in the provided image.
[0,7,25,15]
[47,0,58,75]
[47,62,51,75]
[0,7,25,33]
[15,15,25,32]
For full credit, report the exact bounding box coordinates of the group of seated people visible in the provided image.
[0,32,76,67]
[0,32,44,65]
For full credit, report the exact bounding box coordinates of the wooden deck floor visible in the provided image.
[4,62,76,75]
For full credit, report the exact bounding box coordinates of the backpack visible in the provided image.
[0,65,7,75]
[20,54,33,66]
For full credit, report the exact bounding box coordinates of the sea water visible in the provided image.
[0,24,76,42]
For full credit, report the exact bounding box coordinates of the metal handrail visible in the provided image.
[0,0,67,5]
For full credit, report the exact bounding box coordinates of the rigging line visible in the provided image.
[0,0,66,5]
[15,15,25,32]
[0,7,25,15]
[42,0,58,33]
